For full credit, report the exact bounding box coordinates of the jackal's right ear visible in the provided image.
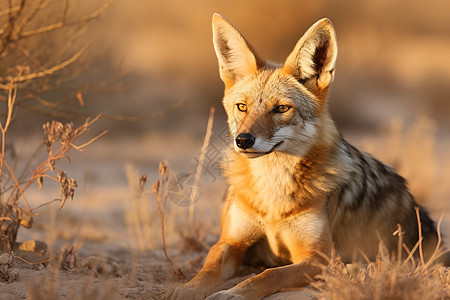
[284,18,337,96]
[212,14,260,88]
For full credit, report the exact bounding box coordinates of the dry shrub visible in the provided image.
[0,1,112,252]
[0,81,106,251]
[0,0,114,118]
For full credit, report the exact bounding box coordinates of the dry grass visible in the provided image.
[125,163,161,251]
[316,254,449,300]
[315,209,450,299]
[125,162,191,250]
[27,273,119,300]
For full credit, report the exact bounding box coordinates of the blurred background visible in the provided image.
[3,0,450,137]
[113,0,450,134]
[1,0,450,251]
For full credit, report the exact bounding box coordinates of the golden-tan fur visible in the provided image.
[169,14,446,300]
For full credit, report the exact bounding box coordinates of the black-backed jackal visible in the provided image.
[170,14,448,300]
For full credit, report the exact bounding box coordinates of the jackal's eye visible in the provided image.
[236,103,247,112]
[274,105,290,113]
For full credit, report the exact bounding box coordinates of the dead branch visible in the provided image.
[0,43,89,87]
[14,0,50,35]
[13,253,55,265]
[0,0,116,118]
[4,160,31,212]
[30,199,61,212]
[71,129,108,151]
[0,6,21,18]
[0,79,18,180]
[33,95,64,108]
[18,0,114,39]
[0,0,26,55]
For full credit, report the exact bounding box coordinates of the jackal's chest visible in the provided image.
[262,221,293,261]
[243,212,327,266]
[247,157,300,217]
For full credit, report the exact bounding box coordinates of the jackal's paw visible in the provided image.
[169,284,208,300]
[205,290,245,300]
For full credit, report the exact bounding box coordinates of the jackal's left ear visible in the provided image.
[284,18,337,94]
[212,14,261,88]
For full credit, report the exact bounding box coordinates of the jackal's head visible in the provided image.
[212,14,338,159]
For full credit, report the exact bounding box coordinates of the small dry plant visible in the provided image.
[126,161,185,280]
[125,164,160,252]
[0,80,106,252]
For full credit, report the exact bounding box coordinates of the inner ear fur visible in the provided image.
[283,18,337,95]
[212,13,263,88]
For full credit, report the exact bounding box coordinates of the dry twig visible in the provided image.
[154,162,184,280]
[189,107,215,227]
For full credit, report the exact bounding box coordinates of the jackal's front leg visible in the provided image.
[205,207,332,300]
[205,257,323,300]
[169,241,246,300]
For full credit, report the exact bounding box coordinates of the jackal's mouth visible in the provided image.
[238,141,284,158]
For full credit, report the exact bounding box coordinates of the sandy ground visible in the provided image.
[0,130,449,299]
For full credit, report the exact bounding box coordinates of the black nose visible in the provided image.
[235,133,255,150]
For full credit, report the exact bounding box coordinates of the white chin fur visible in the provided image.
[237,151,267,159]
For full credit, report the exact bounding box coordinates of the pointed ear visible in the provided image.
[284,18,337,95]
[212,14,260,88]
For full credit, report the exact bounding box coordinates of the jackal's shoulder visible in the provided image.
[332,138,411,209]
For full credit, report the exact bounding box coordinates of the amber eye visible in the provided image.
[236,103,247,112]
[274,105,290,113]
